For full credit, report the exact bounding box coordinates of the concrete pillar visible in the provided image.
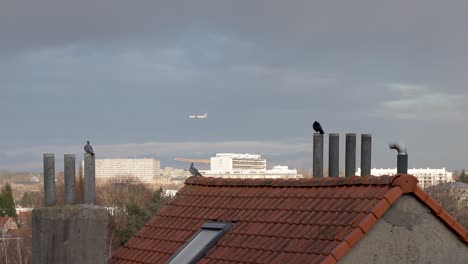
[313,133,324,178]
[345,133,356,177]
[43,154,56,206]
[360,134,372,176]
[84,154,96,204]
[397,154,408,174]
[328,133,339,178]
[64,154,76,205]
[32,205,109,264]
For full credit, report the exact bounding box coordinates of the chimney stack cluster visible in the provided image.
[35,153,106,264]
[42,153,95,206]
[313,133,372,177]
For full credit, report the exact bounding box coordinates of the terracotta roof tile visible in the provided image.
[451,221,468,241]
[383,186,403,204]
[321,255,338,264]
[424,196,444,215]
[343,227,365,248]
[370,199,391,219]
[110,174,468,263]
[329,239,351,261]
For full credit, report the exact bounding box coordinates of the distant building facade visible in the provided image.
[201,153,302,179]
[161,167,191,185]
[356,167,454,189]
[210,153,267,171]
[82,158,160,184]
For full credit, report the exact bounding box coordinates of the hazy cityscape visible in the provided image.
[1,1,468,263]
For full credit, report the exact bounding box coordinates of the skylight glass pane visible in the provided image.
[167,222,233,264]
[168,229,221,264]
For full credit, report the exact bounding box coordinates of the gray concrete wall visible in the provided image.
[32,204,108,264]
[341,195,468,264]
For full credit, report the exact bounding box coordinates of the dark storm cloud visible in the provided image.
[1,1,467,171]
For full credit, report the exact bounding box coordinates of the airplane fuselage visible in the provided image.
[189,113,208,119]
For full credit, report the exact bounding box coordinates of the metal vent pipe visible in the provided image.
[360,134,372,176]
[43,154,56,206]
[328,134,339,178]
[84,153,96,204]
[345,133,356,177]
[64,154,76,205]
[313,134,324,177]
[389,143,408,174]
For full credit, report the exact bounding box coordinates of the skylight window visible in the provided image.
[167,221,233,264]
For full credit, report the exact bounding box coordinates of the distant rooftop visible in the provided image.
[215,153,262,159]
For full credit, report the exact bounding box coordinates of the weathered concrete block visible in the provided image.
[341,195,468,263]
[32,205,108,264]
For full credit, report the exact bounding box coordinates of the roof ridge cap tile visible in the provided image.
[185,175,401,187]
[390,174,418,193]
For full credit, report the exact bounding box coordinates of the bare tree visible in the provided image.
[0,231,31,264]
[95,176,173,257]
[425,183,468,229]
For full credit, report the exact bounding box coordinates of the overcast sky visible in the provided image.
[1,1,467,172]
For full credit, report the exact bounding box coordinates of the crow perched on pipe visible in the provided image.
[313,121,325,134]
[189,163,202,177]
[84,141,95,155]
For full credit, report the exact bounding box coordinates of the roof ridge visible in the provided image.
[412,186,468,243]
[186,175,402,187]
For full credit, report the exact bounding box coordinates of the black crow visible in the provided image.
[313,121,324,134]
[189,163,202,177]
[84,141,95,155]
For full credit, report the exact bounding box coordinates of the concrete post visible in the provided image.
[43,154,56,206]
[84,154,96,204]
[313,133,324,178]
[328,133,339,178]
[397,154,408,174]
[345,133,356,177]
[360,134,372,176]
[64,154,76,205]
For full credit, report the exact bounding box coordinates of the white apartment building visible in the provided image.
[355,167,454,189]
[82,158,160,184]
[210,153,267,171]
[201,153,302,179]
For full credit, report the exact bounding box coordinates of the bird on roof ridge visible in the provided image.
[189,163,202,177]
[84,140,95,155]
[313,121,325,134]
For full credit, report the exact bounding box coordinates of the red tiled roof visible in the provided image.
[0,217,13,226]
[110,174,468,264]
[7,228,32,238]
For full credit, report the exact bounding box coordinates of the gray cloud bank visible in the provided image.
[1,1,467,171]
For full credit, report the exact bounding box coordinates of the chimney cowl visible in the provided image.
[389,143,407,155]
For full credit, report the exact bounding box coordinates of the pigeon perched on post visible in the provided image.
[84,141,95,155]
[189,163,202,177]
[313,121,325,134]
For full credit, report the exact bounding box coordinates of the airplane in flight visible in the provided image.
[189,113,208,119]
